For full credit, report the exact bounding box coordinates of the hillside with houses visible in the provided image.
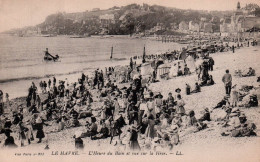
[4,3,260,37]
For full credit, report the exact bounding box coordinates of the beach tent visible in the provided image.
[169,60,185,78]
[156,64,171,80]
[185,55,196,73]
[154,59,164,68]
[140,62,154,76]
[195,57,204,69]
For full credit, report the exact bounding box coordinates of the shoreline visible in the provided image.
[3,45,259,101]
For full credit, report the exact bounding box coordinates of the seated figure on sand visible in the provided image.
[213,96,230,109]
[206,75,215,86]
[242,67,255,77]
[191,82,201,93]
[181,110,208,136]
[82,117,98,139]
[221,108,257,137]
[198,107,211,122]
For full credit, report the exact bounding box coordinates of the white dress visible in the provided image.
[230,88,239,106]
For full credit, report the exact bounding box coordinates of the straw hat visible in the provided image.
[175,88,181,93]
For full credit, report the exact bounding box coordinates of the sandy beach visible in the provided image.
[0,44,259,162]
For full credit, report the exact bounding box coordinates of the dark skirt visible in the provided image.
[36,129,45,139]
[81,130,97,138]
[75,138,84,149]
[129,141,141,151]
[20,131,26,140]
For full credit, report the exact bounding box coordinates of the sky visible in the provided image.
[0,0,260,32]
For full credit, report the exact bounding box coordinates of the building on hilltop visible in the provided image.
[99,14,115,28]
[188,21,200,32]
[179,21,189,32]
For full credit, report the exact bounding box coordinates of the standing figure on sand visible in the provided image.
[222,69,232,96]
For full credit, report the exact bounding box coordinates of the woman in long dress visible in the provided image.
[145,115,156,139]
[129,121,141,151]
[35,117,46,143]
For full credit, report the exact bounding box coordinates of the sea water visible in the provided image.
[0,35,185,99]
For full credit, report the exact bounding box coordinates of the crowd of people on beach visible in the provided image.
[0,38,259,151]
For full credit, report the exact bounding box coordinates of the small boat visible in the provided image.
[42,34,57,37]
[70,35,86,38]
[43,49,60,62]
[44,54,59,62]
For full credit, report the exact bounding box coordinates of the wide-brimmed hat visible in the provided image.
[231,108,240,113]
[175,88,181,93]
[5,118,11,122]
[229,112,239,117]
[173,113,180,117]
[4,129,12,134]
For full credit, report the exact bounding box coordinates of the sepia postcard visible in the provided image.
[0,0,260,161]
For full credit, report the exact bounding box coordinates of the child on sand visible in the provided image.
[74,131,84,149]
[3,129,17,148]
[230,85,239,107]
[18,121,29,147]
